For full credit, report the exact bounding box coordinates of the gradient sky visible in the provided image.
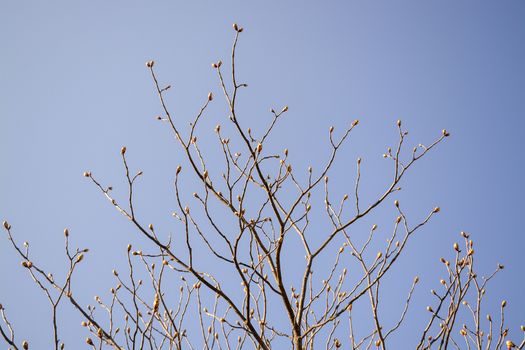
[1,1,524,348]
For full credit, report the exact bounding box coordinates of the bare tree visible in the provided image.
[1,23,523,350]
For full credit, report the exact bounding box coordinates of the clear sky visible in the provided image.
[1,1,524,348]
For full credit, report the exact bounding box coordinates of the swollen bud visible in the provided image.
[3,220,11,230]
[506,340,516,349]
[121,146,127,155]
[22,341,29,350]
[208,92,213,101]
[176,165,182,175]
[146,60,154,68]
[153,293,160,313]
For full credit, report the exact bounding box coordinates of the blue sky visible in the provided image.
[1,1,524,348]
